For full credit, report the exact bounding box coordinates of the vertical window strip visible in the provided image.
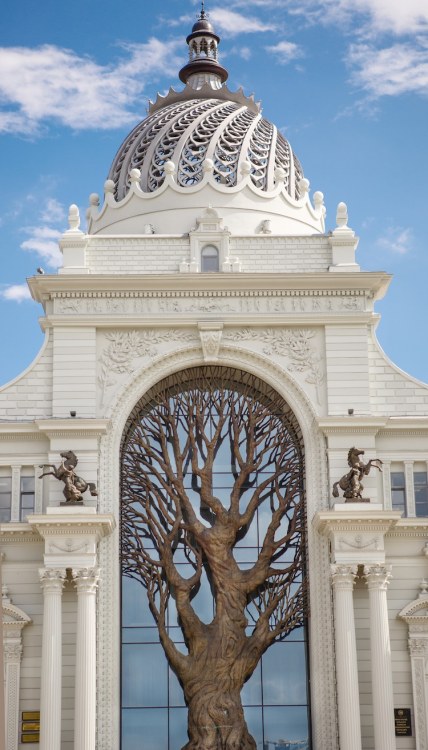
[391,470,406,516]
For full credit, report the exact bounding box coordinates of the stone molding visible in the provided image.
[96,344,338,750]
[315,512,401,566]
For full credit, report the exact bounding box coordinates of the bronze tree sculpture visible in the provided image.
[121,367,307,750]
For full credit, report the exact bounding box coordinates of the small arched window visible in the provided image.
[201,244,219,272]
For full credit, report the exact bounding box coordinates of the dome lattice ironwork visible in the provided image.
[108,97,304,201]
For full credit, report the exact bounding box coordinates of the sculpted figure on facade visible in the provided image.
[332,447,383,501]
[39,450,98,504]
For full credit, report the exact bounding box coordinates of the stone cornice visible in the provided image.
[35,418,110,438]
[41,313,377,330]
[28,511,116,540]
[314,510,402,535]
[0,523,42,543]
[28,271,392,302]
[318,417,388,435]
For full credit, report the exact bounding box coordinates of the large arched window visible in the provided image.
[121,366,310,750]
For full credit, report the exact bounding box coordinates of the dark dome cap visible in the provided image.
[192,17,214,33]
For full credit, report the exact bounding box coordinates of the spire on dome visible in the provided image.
[179,4,228,90]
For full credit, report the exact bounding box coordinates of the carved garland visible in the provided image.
[224,328,324,404]
[98,330,195,403]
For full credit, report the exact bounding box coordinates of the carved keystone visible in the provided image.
[198,322,223,362]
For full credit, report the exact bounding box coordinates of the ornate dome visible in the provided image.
[108,94,305,202]
[91,7,325,237]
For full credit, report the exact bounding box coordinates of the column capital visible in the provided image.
[331,563,358,589]
[72,566,100,594]
[363,563,392,590]
[408,637,428,656]
[39,567,66,591]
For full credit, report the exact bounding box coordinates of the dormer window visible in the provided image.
[201,244,219,272]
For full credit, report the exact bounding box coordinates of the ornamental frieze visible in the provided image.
[53,290,367,316]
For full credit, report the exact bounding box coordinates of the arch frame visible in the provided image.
[96,344,337,750]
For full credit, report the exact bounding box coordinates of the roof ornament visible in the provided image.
[178,2,228,90]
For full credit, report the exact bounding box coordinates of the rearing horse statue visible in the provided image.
[332,447,383,501]
[39,450,98,504]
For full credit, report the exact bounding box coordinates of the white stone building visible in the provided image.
[1,10,428,750]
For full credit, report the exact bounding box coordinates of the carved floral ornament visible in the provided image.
[97,327,325,408]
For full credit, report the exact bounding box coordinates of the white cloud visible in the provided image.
[238,47,252,61]
[377,227,413,254]
[348,41,428,97]
[40,198,66,224]
[1,284,32,302]
[21,226,62,268]
[280,0,428,35]
[266,41,303,64]
[0,39,182,136]
[209,8,275,35]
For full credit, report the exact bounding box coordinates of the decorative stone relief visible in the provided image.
[98,329,195,404]
[224,328,324,404]
[338,534,379,551]
[53,289,368,316]
[198,323,223,361]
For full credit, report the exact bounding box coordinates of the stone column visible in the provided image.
[364,564,396,750]
[331,564,362,750]
[39,568,66,750]
[72,567,100,750]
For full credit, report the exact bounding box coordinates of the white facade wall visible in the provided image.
[1,178,428,750]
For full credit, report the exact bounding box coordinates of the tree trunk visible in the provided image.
[183,678,256,750]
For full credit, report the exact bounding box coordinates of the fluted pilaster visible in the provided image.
[72,567,100,750]
[364,564,395,750]
[331,564,362,750]
[39,568,66,750]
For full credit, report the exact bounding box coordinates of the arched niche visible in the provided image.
[2,586,31,750]
[96,346,336,750]
[399,584,428,749]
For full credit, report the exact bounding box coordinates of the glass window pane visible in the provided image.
[263,706,309,748]
[415,472,428,517]
[0,507,11,522]
[262,642,308,705]
[122,708,167,750]
[122,644,167,707]
[21,477,35,492]
[0,478,11,492]
[241,660,262,706]
[169,708,188,749]
[168,566,213,626]
[122,576,153,627]
[391,472,405,488]
[243,707,263,749]
[169,667,186,707]
[122,628,160,644]
[201,245,219,272]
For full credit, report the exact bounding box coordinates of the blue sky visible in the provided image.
[0,0,427,386]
